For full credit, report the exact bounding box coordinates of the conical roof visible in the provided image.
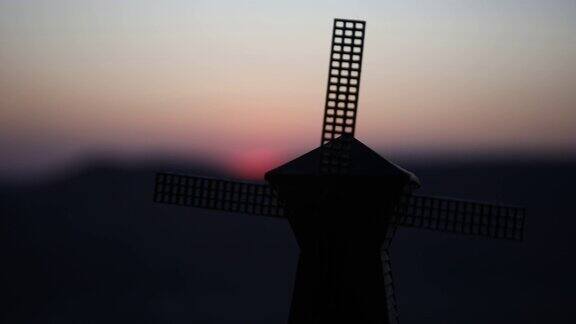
[265,136,420,187]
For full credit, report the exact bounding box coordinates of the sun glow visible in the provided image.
[226,148,286,180]
[0,1,575,179]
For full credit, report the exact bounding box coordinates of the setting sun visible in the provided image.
[226,148,286,180]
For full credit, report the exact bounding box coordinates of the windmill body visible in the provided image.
[153,18,525,323]
[266,135,418,323]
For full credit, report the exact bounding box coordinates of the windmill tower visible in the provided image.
[153,18,525,324]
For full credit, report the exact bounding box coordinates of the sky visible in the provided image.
[1,0,575,179]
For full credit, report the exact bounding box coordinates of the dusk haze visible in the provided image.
[1,0,575,180]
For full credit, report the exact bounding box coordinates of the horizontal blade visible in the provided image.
[393,194,525,241]
[154,173,285,218]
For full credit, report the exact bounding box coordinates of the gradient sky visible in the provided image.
[1,0,575,179]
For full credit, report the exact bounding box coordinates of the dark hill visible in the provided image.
[1,158,574,323]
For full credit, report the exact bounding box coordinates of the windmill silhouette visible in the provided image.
[153,18,525,324]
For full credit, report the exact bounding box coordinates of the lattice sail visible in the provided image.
[320,19,366,174]
[321,18,366,144]
[382,250,400,324]
[393,194,525,241]
[154,173,284,218]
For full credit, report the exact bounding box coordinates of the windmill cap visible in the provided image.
[265,136,420,188]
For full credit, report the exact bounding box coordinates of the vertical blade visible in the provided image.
[319,18,366,174]
[321,18,366,144]
[382,250,400,324]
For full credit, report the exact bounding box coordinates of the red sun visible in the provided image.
[227,148,284,180]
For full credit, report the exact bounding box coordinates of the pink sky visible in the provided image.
[1,1,575,180]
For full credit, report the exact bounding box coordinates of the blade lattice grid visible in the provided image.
[320,136,353,174]
[320,19,366,174]
[393,194,525,241]
[381,250,400,324]
[154,173,284,218]
[321,18,366,144]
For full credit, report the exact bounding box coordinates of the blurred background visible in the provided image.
[1,0,575,323]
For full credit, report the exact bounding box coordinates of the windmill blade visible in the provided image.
[320,18,366,174]
[154,173,285,218]
[321,18,366,144]
[393,194,525,241]
[382,249,400,324]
